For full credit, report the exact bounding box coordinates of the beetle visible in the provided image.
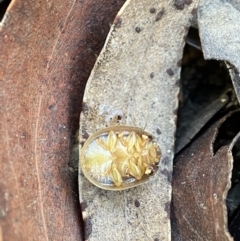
[80,126,161,190]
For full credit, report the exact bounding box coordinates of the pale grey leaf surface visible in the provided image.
[79,0,199,240]
[198,0,240,104]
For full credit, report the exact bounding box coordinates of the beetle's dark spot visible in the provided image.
[155,8,165,21]
[150,72,155,78]
[177,59,182,67]
[80,202,88,212]
[82,127,89,139]
[134,200,140,207]
[161,168,172,183]
[156,128,161,135]
[185,0,192,5]
[174,0,185,10]
[113,16,122,28]
[166,68,174,76]
[48,104,55,110]
[154,238,160,241]
[164,201,171,219]
[84,217,93,239]
[135,26,141,33]
[150,7,156,13]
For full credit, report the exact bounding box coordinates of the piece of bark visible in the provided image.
[79,0,199,240]
[0,0,125,240]
[172,112,240,241]
[228,136,240,238]
[198,0,240,104]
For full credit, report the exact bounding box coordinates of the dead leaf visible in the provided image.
[198,0,240,104]
[79,0,199,240]
[0,0,125,240]
[172,111,240,241]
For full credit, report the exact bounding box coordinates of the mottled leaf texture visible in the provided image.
[198,0,240,104]
[172,112,240,241]
[0,0,125,240]
[79,0,199,240]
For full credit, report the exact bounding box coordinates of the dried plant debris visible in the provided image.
[214,113,240,239]
[175,44,234,154]
[172,111,240,241]
[228,137,240,239]
[186,27,201,50]
[227,63,240,106]
[198,0,240,104]
[79,0,200,240]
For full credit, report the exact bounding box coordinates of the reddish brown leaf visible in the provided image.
[172,112,240,241]
[0,0,125,240]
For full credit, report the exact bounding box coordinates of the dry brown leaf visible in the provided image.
[0,0,125,240]
[79,0,199,240]
[172,112,240,241]
[198,0,240,104]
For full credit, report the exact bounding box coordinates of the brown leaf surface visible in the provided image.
[172,112,240,241]
[198,0,240,104]
[79,0,199,240]
[0,0,125,240]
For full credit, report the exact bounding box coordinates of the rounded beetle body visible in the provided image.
[80,126,161,191]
